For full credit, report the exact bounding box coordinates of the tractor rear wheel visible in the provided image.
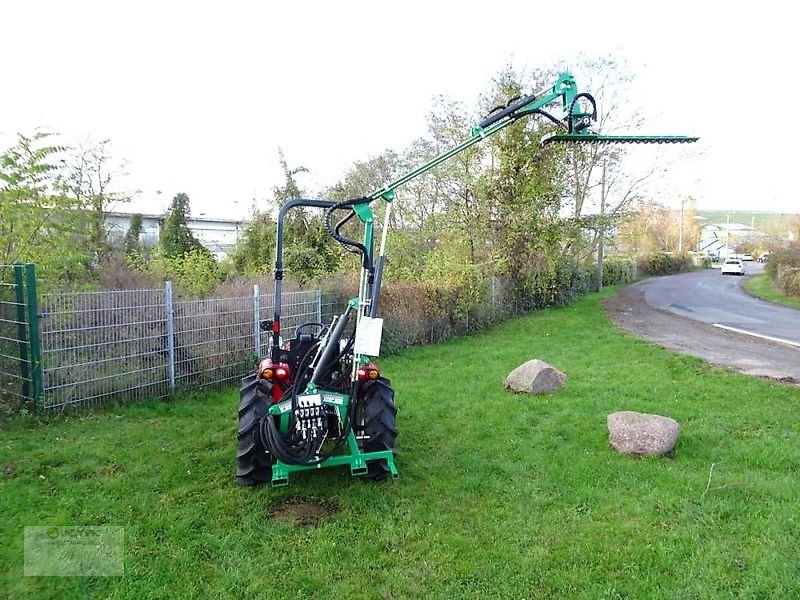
[361,377,398,481]
[236,371,273,486]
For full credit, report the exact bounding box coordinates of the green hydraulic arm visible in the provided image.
[363,71,697,317]
[258,71,697,486]
[368,72,697,203]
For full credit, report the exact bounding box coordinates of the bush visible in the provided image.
[127,248,223,296]
[777,266,800,298]
[637,252,692,276]
[765,246,800,280]
[602,257,638,286]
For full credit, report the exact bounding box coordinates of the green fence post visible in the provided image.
[12,264,31,402]
[24,264,43,410]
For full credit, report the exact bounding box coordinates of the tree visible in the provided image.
[160,193,204,258]
[555,55,683,264]
[475,67,569,307]
[62,138,130,260]
[0,132,90,285]
[791,216,800,244]
[323,65,578,304]
[274,148,308,207]
[128,246,223,296]
[229,207,277,276]
[615,199,701,254]
[327,149,400,202]
[124,213,144,257]
[271,149,340,283]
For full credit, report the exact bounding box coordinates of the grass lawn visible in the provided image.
[2,288,799,599]
[745,273,800,309]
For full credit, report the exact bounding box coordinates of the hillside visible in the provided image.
[696,210,797,230]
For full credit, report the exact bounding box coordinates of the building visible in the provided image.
[104,211,248,259]
[698,222,760,257]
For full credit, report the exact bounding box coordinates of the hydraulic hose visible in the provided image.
[259,309,358,466]
[566,93,597,133]
[260,380,359,467]
[324,197,373,270]
[478,92,537,129]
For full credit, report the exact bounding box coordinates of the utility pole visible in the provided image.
[596,159,607,292]
[726,214,730,256]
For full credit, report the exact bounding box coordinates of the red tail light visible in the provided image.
[259,360,290,381]
[357,363,380,381]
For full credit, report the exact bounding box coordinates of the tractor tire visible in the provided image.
[361,377,398,481]
[236,371,273,486]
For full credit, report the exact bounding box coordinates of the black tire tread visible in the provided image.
[361,377,398,481]
[236,370,273,486]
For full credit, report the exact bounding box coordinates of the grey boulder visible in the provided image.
[504,359,566,394]
[607,411,680,456]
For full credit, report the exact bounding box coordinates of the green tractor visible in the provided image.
[236,72,697,487]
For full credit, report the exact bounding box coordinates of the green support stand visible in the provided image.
[267,391,398,487]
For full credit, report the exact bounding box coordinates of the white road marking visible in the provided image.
[712,324,800,349]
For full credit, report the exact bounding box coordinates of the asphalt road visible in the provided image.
[642,262,800,349]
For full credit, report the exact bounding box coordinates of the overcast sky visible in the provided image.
[2,0,796,219]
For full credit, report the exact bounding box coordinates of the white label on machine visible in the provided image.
[354,316,383,357]
[297,394,322,407]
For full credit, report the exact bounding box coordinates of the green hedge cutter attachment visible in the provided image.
[241,71,697,487]
[359,71,698,372]
[371,72,697,204]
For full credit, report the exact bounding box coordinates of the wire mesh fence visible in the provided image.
[41,288,170,410]
[255,289,324,360]
[36,285,325,410]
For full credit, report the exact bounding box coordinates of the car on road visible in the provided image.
[758,252,770,262]
[721,258,745,276]
[741,253,754,261]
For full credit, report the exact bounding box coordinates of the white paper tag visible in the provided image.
[354,316,383,357]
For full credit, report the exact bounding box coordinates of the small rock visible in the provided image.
[504,359,566,394]
[607,411,680,456]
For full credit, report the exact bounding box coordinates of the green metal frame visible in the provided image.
[267,385,398,487]
[266,207,395,487]
[11,263,42,411]
[25,264,42,410]
[260,71,695,486]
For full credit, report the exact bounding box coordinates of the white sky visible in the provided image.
[2,0,796,219]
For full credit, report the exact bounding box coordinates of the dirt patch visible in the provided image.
[267,497,339,527]
[4,461,16,478]
[604,282,800,385]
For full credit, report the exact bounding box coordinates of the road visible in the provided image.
[604,265,800,385]
[642,262,800,349]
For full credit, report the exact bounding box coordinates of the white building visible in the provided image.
[698,222,759,257]
[105,211,248,259]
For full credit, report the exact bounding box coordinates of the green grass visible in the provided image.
[744,274,800,309]
[2,288,800,599]
[697,210,798,228]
